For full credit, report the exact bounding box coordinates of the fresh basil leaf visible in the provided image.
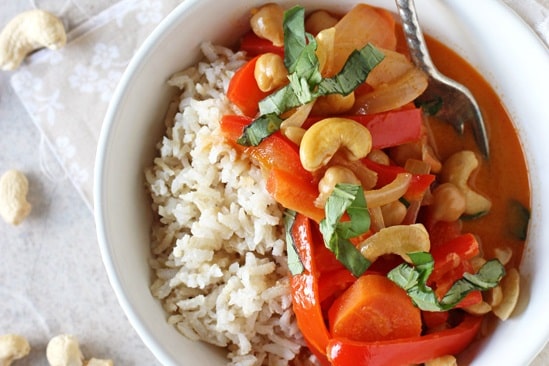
[334,184,370,239]
[292,36,322,85]
[242,9,386,145]
[332,236,371,278]
[258,85,301,116]
[237,113,283,146]
[284,209,304,275]
[317,43,385,96]
[288,73,314,105]
[319,183,371,277]
[283,6,307,72]
[388,253,506,311]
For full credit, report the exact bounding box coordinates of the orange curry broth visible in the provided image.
[396,26,530,269]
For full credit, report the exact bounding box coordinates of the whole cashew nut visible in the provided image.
[299,117,372,172]
[358,223,430,263]
[440,150,491,216]
[492,268,520,321]
[0,334,30,366]
[0,9,66,71]
[46,334,113,366]
[46,335,84,366]
[0,170,32,225]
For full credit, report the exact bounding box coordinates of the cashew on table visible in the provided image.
[0,334,30,366]
[0,9,67,71]
[46,334,113,366]
[0,170,32,225]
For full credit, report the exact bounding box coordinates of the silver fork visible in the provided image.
[395,0,490,158]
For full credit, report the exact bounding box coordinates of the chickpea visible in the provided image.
[312,92,355,115]
[283,126,306,145]
[250,3,284,46]
[254,52,288,92]
[381,200,407,227]
[315,166,361,208]
[430,183,466,222]
[305,10,339,35]
[367,149,390,166]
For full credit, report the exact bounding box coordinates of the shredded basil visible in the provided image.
[237,113,283,146]
[282,6,308,71]
[319,183,371,277]
[507,199,530,241]
[317,44,384,96]
[238,6,384,146]
[284,209,305,275]
[388,252,506,311]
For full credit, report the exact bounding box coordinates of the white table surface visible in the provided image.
[0,1,547,365]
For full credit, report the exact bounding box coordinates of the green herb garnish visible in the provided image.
[317,44,384,96]
[239,5,385,146]
[237,113,283,146]
[284,209,305,275]
[319,183,371,277]
[508,199,530,240]
[388,252,506,311]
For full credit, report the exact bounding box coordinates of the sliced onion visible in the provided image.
[315,27,336,76]
[366,49,414,88]
[364,172,412,208]
[353,67,429,114]
[280,101,315,130]
[329,4,397,76]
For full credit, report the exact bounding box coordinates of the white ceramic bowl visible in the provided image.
[94,0,549,365]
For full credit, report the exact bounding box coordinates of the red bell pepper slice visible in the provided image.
[219,114,251,151]
[290,214,331,365]
[220,115,310,176]
[226,55,269,117]
[327,314,482,366]
[239,30,284,57]
[305,108,423,150]
[318,268,356,304]
[428,220,463,248]
[266,168,324,223]
[428,234,482,307]
[431,233,480,275]
[221,115,324,221]
[347,109,424,149]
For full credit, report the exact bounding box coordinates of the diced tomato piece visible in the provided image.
[305,108,424,150]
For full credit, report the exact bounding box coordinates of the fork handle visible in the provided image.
[394,0,439,77]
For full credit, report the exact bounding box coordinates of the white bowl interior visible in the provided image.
[94,0,549,365]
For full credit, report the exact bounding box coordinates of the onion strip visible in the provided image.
[364,172,412,208]
[353,68,428,114]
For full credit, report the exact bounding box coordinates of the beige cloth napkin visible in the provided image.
[9,0,548,210]
[10,0,181,208]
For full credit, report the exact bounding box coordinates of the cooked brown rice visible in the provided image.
[145,43,310,366]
